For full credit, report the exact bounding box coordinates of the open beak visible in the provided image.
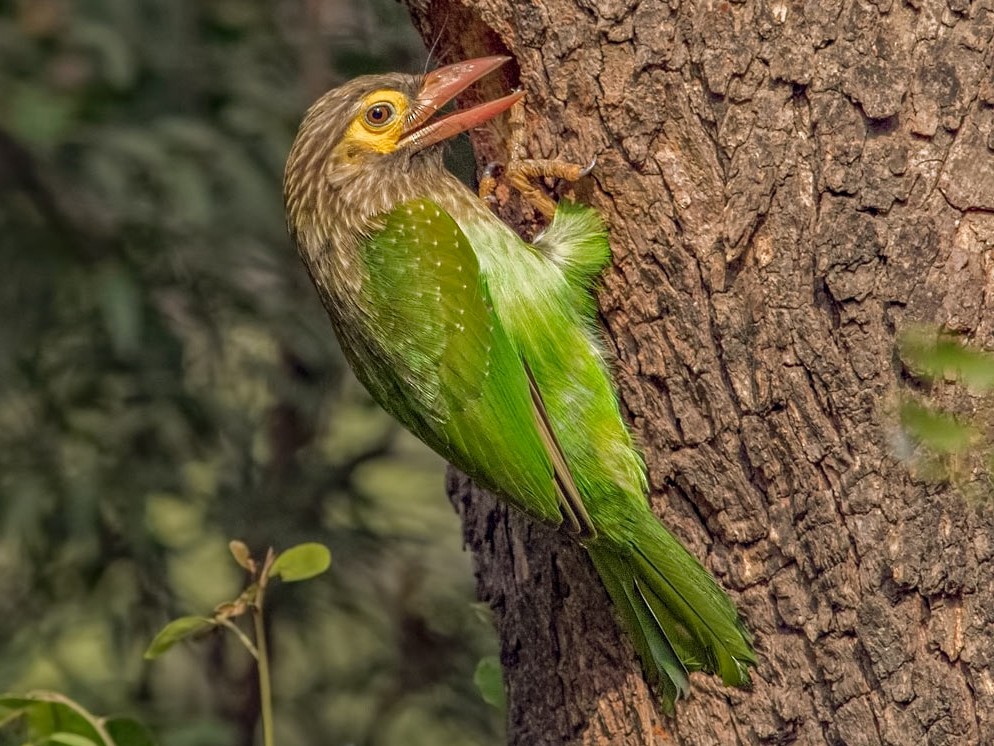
[398,56,524,151]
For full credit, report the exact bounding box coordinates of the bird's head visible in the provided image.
[284,56,522,245]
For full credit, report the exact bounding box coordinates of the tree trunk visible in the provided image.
[404,1,994,743]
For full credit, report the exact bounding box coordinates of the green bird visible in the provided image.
[284,56,755,710]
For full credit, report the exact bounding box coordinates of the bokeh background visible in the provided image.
[0,0,501,743]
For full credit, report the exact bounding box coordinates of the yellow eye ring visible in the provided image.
[364,102,396,128]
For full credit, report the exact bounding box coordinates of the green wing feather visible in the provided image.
[354,199,562,525]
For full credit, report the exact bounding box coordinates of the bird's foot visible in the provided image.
[479,156,597,221]
[478,98,596,221]
[505,156,596,220]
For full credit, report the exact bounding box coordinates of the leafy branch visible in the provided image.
[144,541,332,746]
[0,541,331,746]
[0,690,155,746]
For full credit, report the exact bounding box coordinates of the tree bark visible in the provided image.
[404,1,994,743]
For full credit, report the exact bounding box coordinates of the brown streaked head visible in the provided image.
[284,56,522,244]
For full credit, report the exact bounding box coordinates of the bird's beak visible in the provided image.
[398,56,525,151]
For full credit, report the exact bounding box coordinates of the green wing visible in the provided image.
[354,199,563,525]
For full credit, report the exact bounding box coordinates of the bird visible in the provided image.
[283,55,755,711]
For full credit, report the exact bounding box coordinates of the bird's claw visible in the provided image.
[577,156,597,179]
[478,161,502,203]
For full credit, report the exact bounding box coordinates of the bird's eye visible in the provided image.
[364,102,396,128]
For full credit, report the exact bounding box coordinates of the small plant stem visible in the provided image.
[253,601,275,746]
[217,618,259,660]
[253,590,274,746]
[253,551,276,746]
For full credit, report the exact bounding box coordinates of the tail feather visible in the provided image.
[631,545,752,685]
[587,517,755,710]
[594,546,689,709]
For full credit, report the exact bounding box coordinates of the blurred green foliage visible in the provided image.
[0,1,501,744]
[898,328,994,487]
[0,690,157,746]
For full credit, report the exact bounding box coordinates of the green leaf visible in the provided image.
[473,656,505,710]
[144,617,215,659]
[0,694,157,746]
[0,693,105,744]
[900,330,994,391]
[267,543,331,583]
[104,717,158,746]
[900,401,975,455]
[948,345,994,391]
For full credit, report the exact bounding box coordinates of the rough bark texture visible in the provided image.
[405,2,994,744]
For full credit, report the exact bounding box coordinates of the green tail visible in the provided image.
[587,517,755,712]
